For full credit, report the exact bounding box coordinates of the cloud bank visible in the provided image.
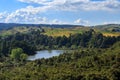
[0,0,120,24]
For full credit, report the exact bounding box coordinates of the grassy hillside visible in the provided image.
[42,25,120,37]
[0,24,120,37]
[101,32,120,37]
[0,26,42,36]
[94,24,120,36]
[43,27,90,37]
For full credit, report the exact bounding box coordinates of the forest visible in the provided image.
[0,27,120,80]
[0,29,120,56]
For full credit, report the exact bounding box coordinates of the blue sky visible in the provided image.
[0,0,120,26]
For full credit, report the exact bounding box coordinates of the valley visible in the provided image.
[1,0,120,79]
[0,23,120,80]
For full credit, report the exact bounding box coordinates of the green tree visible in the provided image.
[20,53,28,61]
[10,48,23,60]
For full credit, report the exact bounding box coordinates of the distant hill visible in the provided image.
[1,23,120,30]
[0,23,120,37]
[93,24,120,28]
[93,24,120,32]
[0,23,83,30]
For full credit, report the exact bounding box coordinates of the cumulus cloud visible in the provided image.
[83,0,120,11]
[52,19,62,24]
[17,0,120,11]
[3,5,51,23]
[0,0,120,24]
[4,10,48,24]
[74,18,89,25]
[18,0,53,5]
[0,12,8,22]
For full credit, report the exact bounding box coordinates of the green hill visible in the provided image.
[0,23,120,37]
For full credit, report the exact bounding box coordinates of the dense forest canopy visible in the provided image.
[0,29,120,57]
[0,40,120,80]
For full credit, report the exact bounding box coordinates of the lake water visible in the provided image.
[27,50,64,60]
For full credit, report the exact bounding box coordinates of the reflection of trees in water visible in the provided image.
[48,50,52,53]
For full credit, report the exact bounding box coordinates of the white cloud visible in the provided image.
[0,0,120,24]
[52,19,62,24]
[74,19,82,23]
[4,5,51,23]
[18,0,53,5]
[17,0,120,11]
[82,0,120,11]
[103,21,120,24]
[74,18,89,25]
[0,12,8,22]
[0,12,5,19]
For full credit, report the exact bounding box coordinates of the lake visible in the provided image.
[27,50,65,60]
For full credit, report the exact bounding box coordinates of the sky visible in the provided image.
[0,0,120,26]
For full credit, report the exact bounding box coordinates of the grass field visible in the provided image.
[42,27,90,37]
[102,32,120,37]
[43,27,120,37]
[0,26,120,37]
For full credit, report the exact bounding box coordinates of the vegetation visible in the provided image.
[0,24,120,80]
[43,27,89,37]
[1,24,120,37]
[0,41,120,80]
[0,29,120,57]
[10,48,28,61]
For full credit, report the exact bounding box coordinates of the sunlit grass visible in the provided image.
[43,27,90,37]
[102,32,120,37]
[1,26,120,37]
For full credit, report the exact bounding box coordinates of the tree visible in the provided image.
[10,48,23,60]
[12,41,36,55]
[20,53,28,62]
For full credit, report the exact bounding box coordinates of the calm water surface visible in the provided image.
[27,50,65,60]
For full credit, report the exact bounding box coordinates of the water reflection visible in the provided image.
[27,50,64,60]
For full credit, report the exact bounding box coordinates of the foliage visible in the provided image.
[10,48,23,60]
[10,48,28,61]
[0,27,120,80]
[0,42,120,80]
[0,29,120,57]
[20,53,28,61]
